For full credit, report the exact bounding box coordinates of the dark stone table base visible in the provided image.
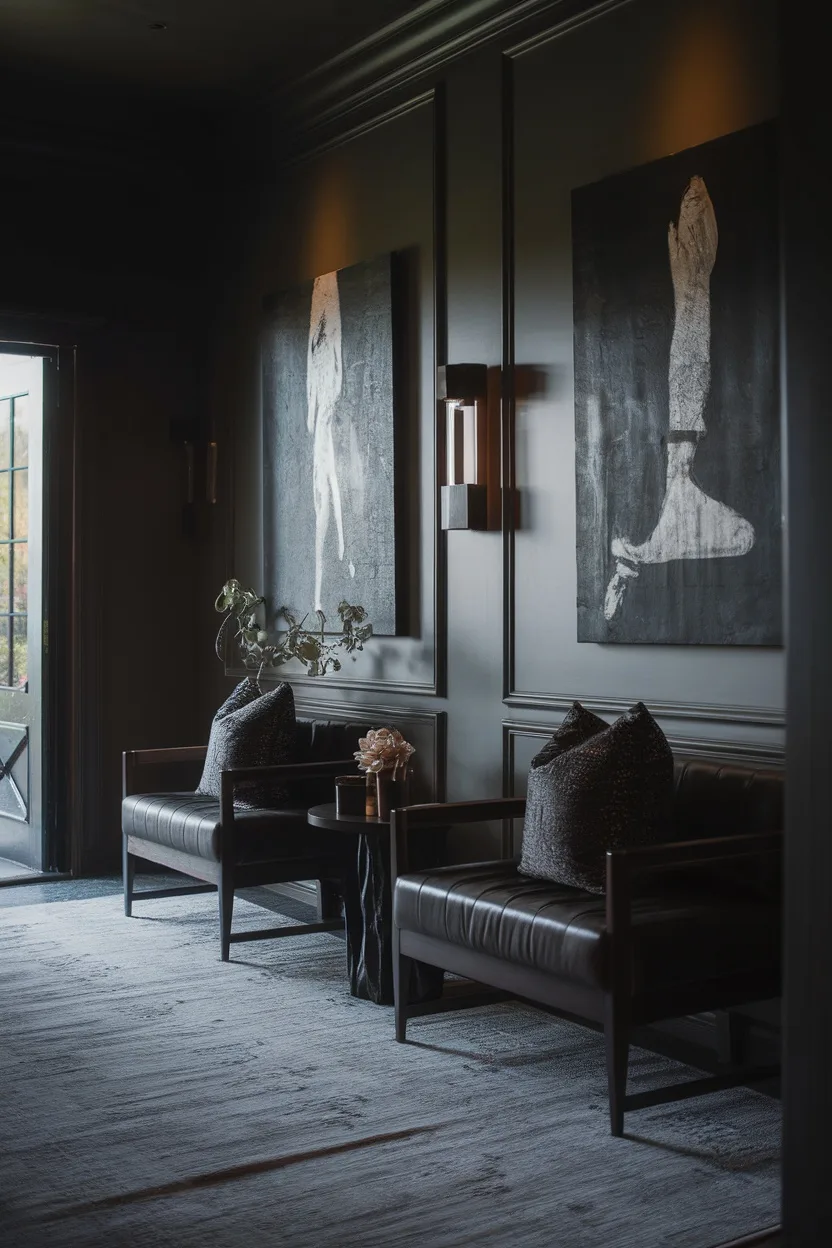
[343,833,444,1006]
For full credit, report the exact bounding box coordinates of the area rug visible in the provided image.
[0,889,780,1247]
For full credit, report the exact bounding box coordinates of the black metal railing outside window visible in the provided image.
[0,392,29,689]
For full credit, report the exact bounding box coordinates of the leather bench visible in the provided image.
[122,717,370,960]
[391,756,782,1136]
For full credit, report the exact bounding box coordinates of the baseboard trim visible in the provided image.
[711,1229,781,1248]
[0,871,73,889]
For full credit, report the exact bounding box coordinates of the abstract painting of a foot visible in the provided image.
[604,175,755,621]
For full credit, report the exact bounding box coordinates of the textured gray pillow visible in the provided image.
[197,679,297,809]
[519,701,673,893]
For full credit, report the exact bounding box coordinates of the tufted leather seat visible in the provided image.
[121,792,348,863]
[393,858,780,992]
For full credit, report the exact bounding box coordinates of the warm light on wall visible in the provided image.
[303,162,354,280]
[647,9,755,157]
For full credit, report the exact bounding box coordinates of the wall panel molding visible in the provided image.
[232,86,449,699]
[499,0,785,734]
[503,718,784,798]
[294,697,448,803]
[502,716,784,853]
[500,49,517,712]
[271,698,447,909]
[504,692,786,728]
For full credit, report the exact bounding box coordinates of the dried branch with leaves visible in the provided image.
[214,579,373,680]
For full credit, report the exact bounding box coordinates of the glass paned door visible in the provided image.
[0,354,43,872]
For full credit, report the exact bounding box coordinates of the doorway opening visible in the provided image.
[0,351,45,879]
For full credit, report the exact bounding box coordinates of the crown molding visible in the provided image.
[270,0,615,137]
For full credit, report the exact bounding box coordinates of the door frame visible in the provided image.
[0,328,79,875]
[781,0,832,1239]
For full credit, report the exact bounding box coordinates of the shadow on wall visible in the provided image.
[514,363,569,532]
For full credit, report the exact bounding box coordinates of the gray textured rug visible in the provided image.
[0,890,780,1247]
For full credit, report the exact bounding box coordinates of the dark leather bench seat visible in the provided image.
[393,858,781,992]
[122,791,347,863]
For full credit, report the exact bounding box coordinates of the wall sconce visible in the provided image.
[171,418,218,538]
[438,363,498,531]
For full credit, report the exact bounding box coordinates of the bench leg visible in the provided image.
[393,926,412,1042]
[604,993,630,1137]
[316,879,342,922]
[716,1010,744,1065]
[218,866,235,962]
[123,839,136,918]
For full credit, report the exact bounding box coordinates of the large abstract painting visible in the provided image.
[572,122,781,644]
[263,254,398,636]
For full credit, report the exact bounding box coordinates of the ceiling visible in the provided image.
[0,0,432,113]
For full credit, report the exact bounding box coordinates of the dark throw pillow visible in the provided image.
[519,701,673,893]
[197,679,297,809]
[529,701,608,768]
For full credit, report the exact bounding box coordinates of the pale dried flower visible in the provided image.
[354,727,416,775]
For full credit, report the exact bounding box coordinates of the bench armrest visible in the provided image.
[605,830,783,995]
[390,797,527,880]
[606,829,782,882]
[219,759,357,827]
[122,746,208,798]
[393,797,527,827]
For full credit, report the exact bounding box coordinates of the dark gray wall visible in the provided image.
[510,0,781,748]
[206,0,783,861]
[0,111,211,871]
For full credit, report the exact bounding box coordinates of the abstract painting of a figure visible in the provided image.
[263,255,398,636]
[573,122,781,644]
[307,271,346,613]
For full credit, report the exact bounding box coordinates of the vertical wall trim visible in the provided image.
[500,52,517,703]
[433,81,450,699]
[293,699,447,802]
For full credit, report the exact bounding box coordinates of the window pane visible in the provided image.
[0,545,8,614]
[12,394,29,467]
[0,616,9,687]
[0,474,9,540]
[13,469,27,539]
[12,614,27,688]
[13,541,27,613]
[0,400,9,471]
